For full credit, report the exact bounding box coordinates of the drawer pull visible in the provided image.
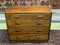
[16,36,21,39]
[37,30,43,32]
[37,22,43,25]
[37,23,42,25]
[37,15,43,18]
[15,23,20,25]
[37,36,42,38]
[15,30,21,32]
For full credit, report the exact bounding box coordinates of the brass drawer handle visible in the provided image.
[37,30,43,32]
[37,23,42,25]
[16,36,21,39]
[37,22,43,25]
[15,23,20,25]
[37,15,43,18]
[37,36,42,38]
[13,16,20,18]
[15,30,21,32]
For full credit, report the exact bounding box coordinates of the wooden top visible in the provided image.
[5,6,51,13]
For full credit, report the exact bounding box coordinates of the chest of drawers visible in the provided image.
[5,6,52,42]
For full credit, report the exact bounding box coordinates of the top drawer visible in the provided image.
[6,13,51,20]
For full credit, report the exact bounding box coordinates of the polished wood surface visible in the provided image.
[5,6,51,13]
[9,34,48,41]
[8,26,49,34]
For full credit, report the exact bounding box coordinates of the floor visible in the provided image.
[0,30,60,45]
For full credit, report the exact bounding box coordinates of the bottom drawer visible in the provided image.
[9,34,48,41]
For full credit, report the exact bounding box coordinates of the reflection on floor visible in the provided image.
[0,30,60,45]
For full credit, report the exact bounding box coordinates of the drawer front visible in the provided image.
[7,20,50,26]
[9,34,48,41]
[13,19,50,24]
[14,20,50,26]
[6,13,51,20]
[8,26,49,34]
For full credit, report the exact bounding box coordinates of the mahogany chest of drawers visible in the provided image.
[5,6,52,42]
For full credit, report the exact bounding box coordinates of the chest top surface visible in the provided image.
[5,6,51,13]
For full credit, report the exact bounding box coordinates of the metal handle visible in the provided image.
[15,22,20,25]
[15,30,21,32]
[37,36,42,38]
[37,15,43,18]
[16,36,21,39]
[37,30,43,32]
[37,23,42,25]
[37,22,43,25]
[13,16,20,18]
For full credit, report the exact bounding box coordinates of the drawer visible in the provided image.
[9,34,48,41]
[13,19,50,23]
[14,20,50,26]
[6,13,51,20]
[7,20,50,26]
[8,26,49,34]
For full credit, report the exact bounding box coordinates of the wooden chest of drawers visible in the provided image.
[5,6,52,42]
